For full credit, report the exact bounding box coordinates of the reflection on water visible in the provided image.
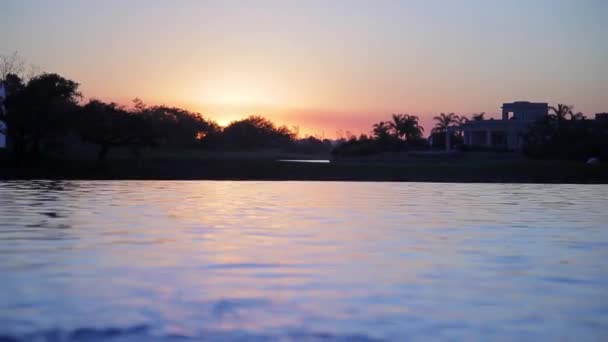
[0,181,607,341]
[277,159,331,163]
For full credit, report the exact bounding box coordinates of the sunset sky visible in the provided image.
[2,0,606,137]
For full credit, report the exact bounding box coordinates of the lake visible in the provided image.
[0,181,607,341]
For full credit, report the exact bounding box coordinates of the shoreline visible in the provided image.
[1,155,607,184]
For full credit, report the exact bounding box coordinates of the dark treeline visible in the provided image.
[331,114,427,157]
[333,108,608,161]
[0,72,333,163]
[331,112,476,157]
[523,105,608,160]
[1,66,606,164]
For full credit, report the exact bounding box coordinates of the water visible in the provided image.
[0,181,607,341]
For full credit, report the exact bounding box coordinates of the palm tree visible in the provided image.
[432,112,459,150]
[471,112,485,121]
[372,121,392,141]
[389,113,424,141]
[569,111,585,121]
[549,104,573,122]
[432,112,459,133]
[455,115,469,138]
[549,104,573,133]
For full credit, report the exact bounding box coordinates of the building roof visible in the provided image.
[502,101,548,109]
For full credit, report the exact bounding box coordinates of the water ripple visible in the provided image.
[0,181,607,340]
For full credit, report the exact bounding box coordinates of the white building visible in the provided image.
[461,101,549,150]
[0,83,6,149]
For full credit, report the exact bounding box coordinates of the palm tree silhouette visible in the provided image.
[432,112,459,133]
[471,112,485,121]
[389,114,424,141]
[432,113,459,150]
[549,104,572,122]
[569,112,585,120]
[372,121,392,141]
[455,115,469,138]
[549,104,574,133]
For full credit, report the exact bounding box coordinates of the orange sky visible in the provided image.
[2,0,606,137]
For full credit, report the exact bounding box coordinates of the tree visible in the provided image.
[548,104,585,135]
[0,52,26,80]
[523,104,602,160]
[288,136,332,154]
[471,112,485,121]
[139,104,219,146]
[569,111,585,121]
[432,112,459,133]
[79,100,159,162]
[1,52,40,81]
[549,104,572,122]
[523,113,605,160]
[432,113,460,149]
[220,115,295,149]
[3,73,81,159]
[25,73,81,155]
[372,121,392,141]
[455,115,469,139]
[389,114,424,142]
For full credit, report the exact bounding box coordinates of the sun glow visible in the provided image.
[203,89,275,107]
[197,73,283,107]
[216,118,231,127]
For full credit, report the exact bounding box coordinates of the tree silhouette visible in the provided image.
[549,104,580,134]
[389,114,424,142]
[139,104,219,146]
[3,73,80,159]
[79,100,156,162]
[471,112,485,121]
[431,113,460,149]
[372,121,392,141]
[0,52,26,80]
[569,111,585,120]
[1,52,40,82]
[24,73,81,155]
[220,115,295,149]
[549,104,572,122]
[432,112,459,133]
[558,109,586,121]
[455,115,469,138]
[522,103,605,160]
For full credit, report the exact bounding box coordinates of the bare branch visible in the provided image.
[0,51,27,80]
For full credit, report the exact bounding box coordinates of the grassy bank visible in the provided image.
[1,149,606,183]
